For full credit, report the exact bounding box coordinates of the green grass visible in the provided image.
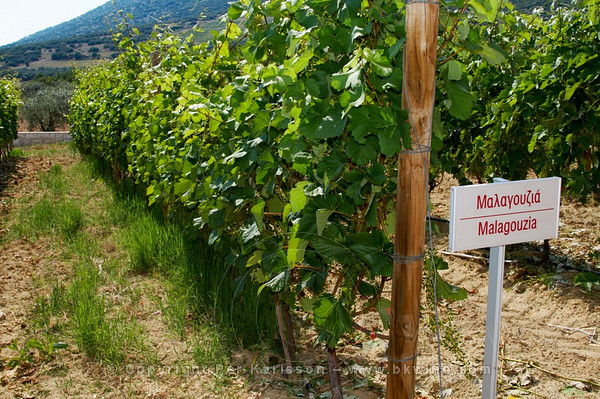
[69,261,145,366]
[88,155,280,351]
[13,197,84,241]
[119,200,187,275]
[39,164,66,196]
[32,281,68,333]
[12,161,83,241]
[6,144,278,384]
[8,146,149,368]
[9,148,24,157]
[33,261,147,367]
[112,191,278,352]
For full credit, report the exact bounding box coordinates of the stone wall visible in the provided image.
[13,132,72,148]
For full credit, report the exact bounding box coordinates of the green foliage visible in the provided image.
[574,271,600,292]
[21,81,73,131]
[15,197,84,241]
[436,0,600,197]
[0,77,20,158]
[68,0,510,350]
[5,337,67,370]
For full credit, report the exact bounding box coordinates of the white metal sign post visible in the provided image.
[482,243,505,398]
[482,177,507,398]
[449,177,561,399]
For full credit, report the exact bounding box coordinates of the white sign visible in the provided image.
[449,177,561,252]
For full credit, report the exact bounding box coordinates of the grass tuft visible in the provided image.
[191,322,230,368]
[120,203,187,275]
[32,282,68,333]
[9,148,24,157]
[68,261,146,366]
[39,164,65,196]
[15,197,84,241]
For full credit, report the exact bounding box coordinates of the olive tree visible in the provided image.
[21,81,73,131]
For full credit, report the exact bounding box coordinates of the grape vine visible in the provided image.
[67,0,600,395]
[436,0,600,198]
[0,78,20,161]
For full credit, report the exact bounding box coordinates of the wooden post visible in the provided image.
[326,346,343,399]
[283,303,297,359]
[275,294,293,373]
[387,2,439,399]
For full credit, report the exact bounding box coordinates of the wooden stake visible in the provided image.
[275,294,293,373]
[326,346,343,399]
[283,303,297,360]
[387,2,439,399]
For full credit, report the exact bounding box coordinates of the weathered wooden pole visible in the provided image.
[387,2,439,399]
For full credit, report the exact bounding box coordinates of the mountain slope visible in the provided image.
[0,0,229,76]
[13,0,229,46]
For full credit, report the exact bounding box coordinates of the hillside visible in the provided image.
[12,0,228,46]
[0,0,229,77]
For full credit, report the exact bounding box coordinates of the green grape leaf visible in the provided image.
[349,107,371,143]
[468,0,499,22]
[292,49,314,74]
[347,137,378,166]
[370,52,393,77]
[288,235,309,266]
[445,78,473,120]
[574,272,600,291]
[258,269,290,295]
[313,295,354,348]
[251,201,266,232]
[331,64,362,90]
[347,232,392,275]
[476,45,506,66]
[357,281,378,296]
[174,178,194,196]
[301,297,316,311]
[315,108,348,139]
[528,135,537,153]
[340,84,366,108]
[377,125,404,158]
[290,181,310,212]
[246,250,264,268]
[564,82,581,101]
[446,60,463,81]
[435,272,468,301]
[240,222,261,243]
[316,209,335,236]
[369,162,386,185]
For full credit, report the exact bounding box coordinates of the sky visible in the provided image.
[0,0,107,46]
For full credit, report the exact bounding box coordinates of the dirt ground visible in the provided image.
[0,147,599,398]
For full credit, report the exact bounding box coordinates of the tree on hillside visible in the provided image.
[21,81,72,131]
